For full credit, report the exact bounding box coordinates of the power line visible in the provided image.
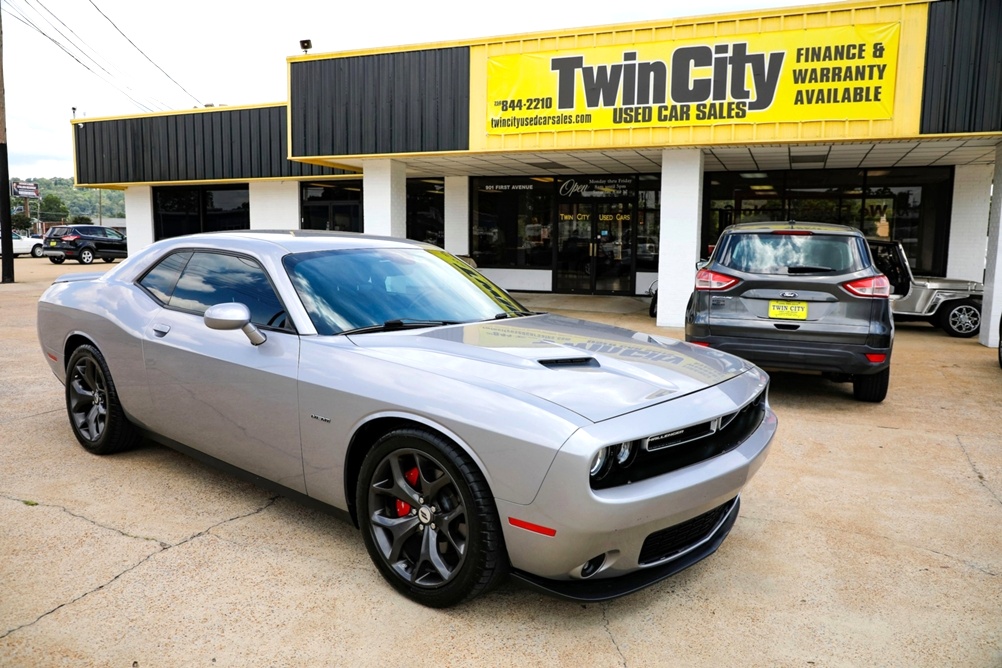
[22,0,174,110]
[0,1,160,112]
[86,0,203,106]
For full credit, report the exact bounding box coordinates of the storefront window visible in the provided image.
[153,185,249,241]
[407,179,445,247]
[301,180,363,232]
[471,177,554,268]
[703,167,953,275]
[634,176,661,272]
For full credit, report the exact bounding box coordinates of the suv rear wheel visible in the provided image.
[78,247,96,264]
[852,368,889,402]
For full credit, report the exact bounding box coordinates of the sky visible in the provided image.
[2,0,837,180]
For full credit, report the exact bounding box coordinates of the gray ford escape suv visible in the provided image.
[685,222,893,402]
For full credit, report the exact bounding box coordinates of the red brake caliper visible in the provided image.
[395,467,420,518]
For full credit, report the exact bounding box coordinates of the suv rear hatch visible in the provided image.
[701,230,881,344]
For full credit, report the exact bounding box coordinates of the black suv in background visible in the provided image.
[43,225,128,265]
[685,222,893,402]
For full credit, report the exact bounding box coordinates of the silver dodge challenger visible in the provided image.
[37,231,776,607]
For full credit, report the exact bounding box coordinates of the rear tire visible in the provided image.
[853,367,889,403]
[78,247,95,264]
[49,256,65,264]
[648,291,657,318]
[938,299,980,338]
[31,245,44,258]
[65,345,142,454]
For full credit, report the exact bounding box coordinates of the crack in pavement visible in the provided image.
[742,514,998,577]
[1,494,166,545]
[0,495,279,639]
[602,603,627,667]
[956,435,1002,508]
[0,407,64,424]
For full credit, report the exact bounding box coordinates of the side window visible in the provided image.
[138,251,192,303]
[84,227,104,238]
[170,252,290,330]
[106,229,124,240]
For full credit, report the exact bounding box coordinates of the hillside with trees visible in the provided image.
[8,177,124,220]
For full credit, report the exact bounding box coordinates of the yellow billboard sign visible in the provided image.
[486,23,900,134]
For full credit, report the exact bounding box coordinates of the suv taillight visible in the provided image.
[61,234,80,242]
[842,275,891,298]
[695,269,740,291]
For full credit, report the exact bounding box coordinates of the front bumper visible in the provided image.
[495,367,775,600]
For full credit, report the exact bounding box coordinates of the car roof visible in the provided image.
[155,229,435,254]
[723,221,862,236]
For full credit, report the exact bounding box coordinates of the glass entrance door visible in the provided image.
[555,201,633,294]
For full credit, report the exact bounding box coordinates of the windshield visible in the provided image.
[283,248,530,335]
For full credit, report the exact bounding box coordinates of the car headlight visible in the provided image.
[590,440,639,480]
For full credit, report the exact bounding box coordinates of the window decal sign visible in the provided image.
[486,23,900,134]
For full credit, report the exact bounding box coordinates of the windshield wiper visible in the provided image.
[787,265,834,274]
[493,310,540,319]
[340,319,461,335]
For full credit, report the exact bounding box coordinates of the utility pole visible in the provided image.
[1,10,14,283]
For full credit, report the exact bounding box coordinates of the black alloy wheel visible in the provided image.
[49,256,65,264]
[65,345,141,455]
[357,428,507,607]
[939,299,981,338]
[78,247,96,264]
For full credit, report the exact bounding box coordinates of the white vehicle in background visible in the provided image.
[868,239,984,338]
[1,231,45,258]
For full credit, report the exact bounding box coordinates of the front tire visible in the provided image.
[938,299,981,338]
[31,244,44,258]
[356,428,507,607]
[853,367,889,403]
[648,290,658,318]
[78,247,95,264]
[65,345,141,455]
[102,257,115,263]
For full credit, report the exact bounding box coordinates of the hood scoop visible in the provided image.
[538,356,598,368]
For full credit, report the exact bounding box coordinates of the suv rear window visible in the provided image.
[716,233,866,275]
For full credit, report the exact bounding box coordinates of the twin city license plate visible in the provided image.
[768,300,808,320]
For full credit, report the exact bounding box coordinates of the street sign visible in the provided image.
[11,181,40,198]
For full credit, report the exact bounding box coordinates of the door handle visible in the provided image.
[589,243,596,257]
[152,323,171,337]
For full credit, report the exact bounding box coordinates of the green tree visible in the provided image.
[70,215,93,224]
[40,194,69,223]
[11,212,30,229]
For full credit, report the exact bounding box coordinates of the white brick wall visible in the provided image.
[124,186,154,256]
[947,164,993,282]
[362,159,407,238]
[656,148,704,328]
[444,176,470,255]
[249,181,299,230]
[979,148,1002,348]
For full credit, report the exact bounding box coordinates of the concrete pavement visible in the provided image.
[1,257,1000,667]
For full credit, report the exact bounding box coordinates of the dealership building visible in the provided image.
[72,0,1002,346]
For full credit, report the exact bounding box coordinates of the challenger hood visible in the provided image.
[347,314,752,422]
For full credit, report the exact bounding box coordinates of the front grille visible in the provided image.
[638,498,736,565]
[591,388,767,490]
